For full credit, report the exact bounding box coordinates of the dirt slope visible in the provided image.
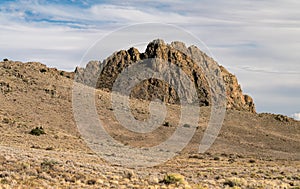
[0,60,299,188]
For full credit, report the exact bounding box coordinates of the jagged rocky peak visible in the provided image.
[75,39,256,113]
[75,60,101,87]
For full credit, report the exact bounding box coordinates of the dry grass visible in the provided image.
[0,61,299,188]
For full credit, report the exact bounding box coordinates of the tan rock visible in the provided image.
[77,39,255,113]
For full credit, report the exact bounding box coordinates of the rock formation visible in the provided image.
[75,39,255,113]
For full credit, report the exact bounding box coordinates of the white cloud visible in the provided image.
[0,0,300,116]
[89,5,186,23]
[0,22,103,70]
[292,113,300,121]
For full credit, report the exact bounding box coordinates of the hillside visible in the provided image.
[0,55,299,188]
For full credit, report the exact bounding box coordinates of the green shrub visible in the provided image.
[290,187,300,189]
[29,127,46,136]
[45,147,54,151]
[161,173,185,184]
[223,177,244,187]
[163,121,171,127]
[41,159,58,170]
[40,68,47,73]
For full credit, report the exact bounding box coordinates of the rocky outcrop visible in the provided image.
[75,60,100,88]
[220,66,255,113]
[75,39,255,113]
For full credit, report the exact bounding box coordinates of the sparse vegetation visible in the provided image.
[40,68,47,73]
[290,187,300,189]
[41,159,58,170]
[0,178,9,184]
[2,117,10,124]
[163,121,171,127]
[29,127,46,136]
[275,114,290,122]
[223,177,242,187]
[0,81,12,94]
[87,179,97,185]
[45,147,54,151]
[195,184,209,189]
[0,60,299,188]
[249,159,256,163]
[161,173,185,185]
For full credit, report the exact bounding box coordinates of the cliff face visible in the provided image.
[220,66,255,113]
[75,39,255,113]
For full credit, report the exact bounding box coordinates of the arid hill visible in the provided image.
[0,49,299,188]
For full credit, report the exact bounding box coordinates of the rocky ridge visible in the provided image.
[76,39,255,113]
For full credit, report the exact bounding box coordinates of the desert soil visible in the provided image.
[0,61,299,188]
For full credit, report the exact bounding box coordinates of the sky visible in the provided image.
[0,0,299,119]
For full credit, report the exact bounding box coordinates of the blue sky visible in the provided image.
[0,0,299,119]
